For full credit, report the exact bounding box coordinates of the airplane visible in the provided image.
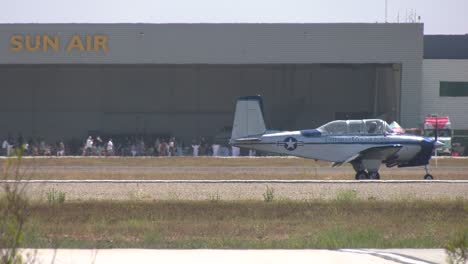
[229,96,444,180]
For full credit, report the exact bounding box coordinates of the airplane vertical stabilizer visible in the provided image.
[231,96,266,140]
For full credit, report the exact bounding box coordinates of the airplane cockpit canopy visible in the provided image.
[317,119,393,135]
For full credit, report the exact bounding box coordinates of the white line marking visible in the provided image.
[340,249,433,264]
[1,180,468,184]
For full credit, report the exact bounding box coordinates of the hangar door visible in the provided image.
[0,63,401,145]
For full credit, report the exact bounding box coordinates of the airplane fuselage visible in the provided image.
[232,130,433,168]
[230,96,439,179]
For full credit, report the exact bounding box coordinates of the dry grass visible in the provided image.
[22,199,468,249]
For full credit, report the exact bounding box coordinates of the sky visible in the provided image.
[2,0,467,34]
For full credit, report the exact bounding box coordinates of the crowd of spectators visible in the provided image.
[1,134,247,157]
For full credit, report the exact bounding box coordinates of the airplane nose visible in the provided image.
[434,140,445,147]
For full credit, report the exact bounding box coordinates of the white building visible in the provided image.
[422,35,468,130]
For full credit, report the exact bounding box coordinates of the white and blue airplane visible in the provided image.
[229,96,444,180]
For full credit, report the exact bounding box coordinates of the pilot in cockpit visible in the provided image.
[367,122,377,134]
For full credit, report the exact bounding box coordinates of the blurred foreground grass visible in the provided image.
[20,199,468,249]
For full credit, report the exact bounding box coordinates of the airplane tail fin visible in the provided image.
[230,96,267,140]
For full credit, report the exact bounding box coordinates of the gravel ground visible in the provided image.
[5,181,468,201]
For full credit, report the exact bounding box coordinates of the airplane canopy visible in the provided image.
[317,119,393,135]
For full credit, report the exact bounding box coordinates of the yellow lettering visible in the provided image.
[10,35,23,52]
[25,35,41,51]
[94,35,109,52]
[43,35,59,52]
[67,35,85,52]
[86,35,92,51]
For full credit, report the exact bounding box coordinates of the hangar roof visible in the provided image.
[424,35,468,59]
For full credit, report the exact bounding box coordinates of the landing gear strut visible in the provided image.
[424,165,434,180]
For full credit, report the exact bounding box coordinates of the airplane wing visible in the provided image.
[332,145,402,167]
[357,145,402,160]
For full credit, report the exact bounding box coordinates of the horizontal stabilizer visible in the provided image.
[231,137,262,142]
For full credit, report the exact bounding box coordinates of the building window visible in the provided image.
[440,81,468,97]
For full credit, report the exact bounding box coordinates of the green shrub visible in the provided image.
[263,186,274,202]
[208,192,221,202]
[335,190,358,204]
[46,188,66,205]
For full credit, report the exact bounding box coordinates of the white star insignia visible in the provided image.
[285,138,296,150]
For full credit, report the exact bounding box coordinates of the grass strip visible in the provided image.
[18,199,468,249]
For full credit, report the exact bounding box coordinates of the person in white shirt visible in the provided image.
[168,138,175,157]
[249,149,256,157]
[131,143,137,157]
[191,140,200,157]
[83,136,93,156]
[57,141,65,156]
[231,146,240,157]
[2,139,8,156]
[106,139,114,156]
[212,144,220,157]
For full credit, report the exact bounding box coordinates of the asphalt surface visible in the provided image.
[21,249,446,264]
[15,165,468,172]
[3,179,467,200]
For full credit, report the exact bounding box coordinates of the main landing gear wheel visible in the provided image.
[369,172,380,180]
[423,165,434,180]
[424,174,434,180]
[355,171,368,180]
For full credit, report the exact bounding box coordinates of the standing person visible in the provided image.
[2,138,8,156]
[83,136,93,156]
[212,143,220,157]
[57,141,65,156]
[159,140,168,156]
[249,149,256,157]
[168,137,175,157]
[106,139,114,156]
[138,138,146,156]
[154,138,161,156]
[130,143,137,157]
[231,146,240,157]
[39,138,46,156]
[191,140,200,157]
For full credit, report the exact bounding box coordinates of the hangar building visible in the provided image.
[0,23,423,145]
[422,35,468,130]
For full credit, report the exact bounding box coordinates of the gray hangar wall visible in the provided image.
[0,23,422,143]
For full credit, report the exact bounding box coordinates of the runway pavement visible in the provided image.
[2,179,467,200]
[15,165,468,172]
[21,248,446,264]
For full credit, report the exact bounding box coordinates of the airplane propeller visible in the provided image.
[433,116,445,150]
